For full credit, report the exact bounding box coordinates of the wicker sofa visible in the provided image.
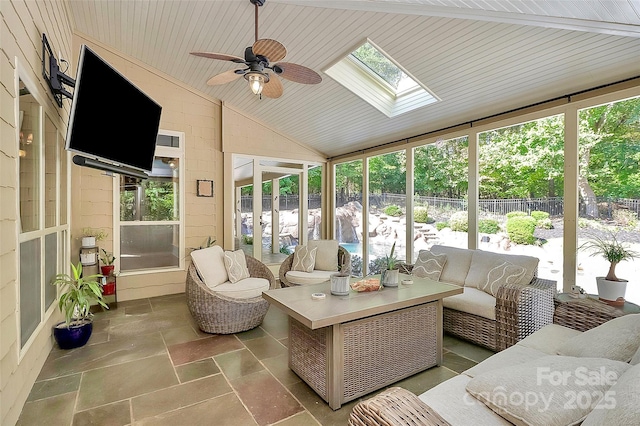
[279,240,351,287]
[405,245,556,351]
[186,247,277,334]
[350,313,640,426]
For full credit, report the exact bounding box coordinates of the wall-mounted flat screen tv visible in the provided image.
[65,45,162,173]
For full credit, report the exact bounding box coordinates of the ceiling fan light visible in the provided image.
[248,73,265,95]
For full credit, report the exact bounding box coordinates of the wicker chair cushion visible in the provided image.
[466,355,630,426]
[285,269,335,286]
[516,323,582,354]
[308,240,339,271]
[190,245,228,288]
[412,250,447,280]
[465,250,538,290]
[291,245,317,272]
[419,375,511,425]
[223,249,250,283]
[213,277,270,299]
[442,287,496,320]
[430,245,473,286]
[477,261,526,297]
[582,363,640,426]
[557,313,640,362]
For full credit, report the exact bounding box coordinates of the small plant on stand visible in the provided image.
[100,248,116,276]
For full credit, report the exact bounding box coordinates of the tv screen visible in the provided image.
[65,45,162,173]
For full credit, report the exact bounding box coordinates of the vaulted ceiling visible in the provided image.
[66,0,640,159]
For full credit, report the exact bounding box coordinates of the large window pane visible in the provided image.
[335,160,363,275]
[577,97,640,304]
[19,82,41,232]
[59,134,68,225]
[44,114,57,228]
[44,233,58,309]
[367,150,406,272]
[120,224,180,270]
[20,239,41,346]
[413,137,469,259]
[308,165,322,241]
[479,116,564,283]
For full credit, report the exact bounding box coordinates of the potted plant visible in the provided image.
[99,248,116,276]
[81,227,108,248]
[579,231,638,305]
[51,262,109,349]
[381,241,400,287]
[330,259,351,296]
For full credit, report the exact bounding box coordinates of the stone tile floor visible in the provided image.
[18,293,494,425]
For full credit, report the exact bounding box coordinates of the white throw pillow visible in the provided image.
[412,250,447,281]
[478,261,526,297]
[557,314,640,362]
[292,245,317,272]
[466,355,630,426]
[582,363,640,426]
[307,240,339,271]
[223,249,250,283]
[190,245,228,289]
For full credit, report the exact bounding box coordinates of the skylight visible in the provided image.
[324,39,439,117]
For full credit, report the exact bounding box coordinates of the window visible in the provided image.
[18,77,68,350]
[335,160,364,275]
[325,39,439,117]
[118,132,184,272]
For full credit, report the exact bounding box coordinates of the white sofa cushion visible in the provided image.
[190,245,228,289]
[308,240,339,271]
[516,324,583,354]
[464,344,549,378]
[443,287,496,321]
[285,269,335,286]
[223,249,250,283]
[430,245,474,286]
[413,250,447,281]
[466,355,630,426]
[557,314,640,362]
[213,277,270,299]
[477,261,526,297]
[292,245,317,272]
[582,362,640,426]
[465,250,538,289]
[631,343,640,365]
[419,375,511,426]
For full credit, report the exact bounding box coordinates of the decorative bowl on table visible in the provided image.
[350,278,382,292]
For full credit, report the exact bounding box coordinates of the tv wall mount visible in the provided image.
[42,33,75,107]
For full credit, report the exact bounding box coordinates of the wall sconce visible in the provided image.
[19,149,27,158]
[161,157,178,170]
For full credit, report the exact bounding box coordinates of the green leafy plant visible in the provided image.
[506,211,528,219]
[579,231,639,281]
[435,221,448,231]
[530,211,549,221]
[241,235,254,245]
[414,206,430,223]
[100,249,115,265]
[81,227,108,241]
[506,216,537,245]
[449,211,468,232]
[478,219,500,234]
[383,242,398,270]
[51,262,108,327]
[383,205,403,217]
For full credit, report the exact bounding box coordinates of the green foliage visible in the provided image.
[506,216,537,245]
[241,235,253,245]
[51,262,108,327]
[382,242,398,270]
[414,206,429,223]
[449,211,468,232]
[81,227,108,241]
[478,219,499,234]
[579,231,639,281]
[352,42,404,88]
[350,254,363,276]
[383,204,403,217]
[100,249,115,265]
[280,244,293,255]
[369,152,406,195]
[506,211,528,219]
[530,211,549,221]
[436,222,449,231]
[537,218,553,229]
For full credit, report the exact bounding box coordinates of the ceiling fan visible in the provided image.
[190,0,322,99]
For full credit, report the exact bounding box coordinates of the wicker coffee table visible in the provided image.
[262,275,462,410]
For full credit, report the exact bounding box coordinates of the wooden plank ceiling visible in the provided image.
[66,0,640,158]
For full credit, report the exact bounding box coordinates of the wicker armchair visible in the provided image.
[186,254,277,334]
[279,245,351,287]
[403,263,556,351]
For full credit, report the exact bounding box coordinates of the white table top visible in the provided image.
[262,273,462,329]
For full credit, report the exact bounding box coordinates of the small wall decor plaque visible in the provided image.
[197,180,214,197]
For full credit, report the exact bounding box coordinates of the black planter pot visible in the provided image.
[53,320,93,349]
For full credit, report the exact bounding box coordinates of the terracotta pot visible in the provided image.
[596,276,627,303]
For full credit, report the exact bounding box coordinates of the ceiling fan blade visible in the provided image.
[252,39,287,62]
[262,74,283,99]
[275,62,322,84]
[190,52,245,63]
[207,70,243,86]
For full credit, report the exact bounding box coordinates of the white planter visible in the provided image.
[330,274,350,296]
[82,236,96,247]
[80,252,97,265]
[382,269,399,287]
[596,277,627,302]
